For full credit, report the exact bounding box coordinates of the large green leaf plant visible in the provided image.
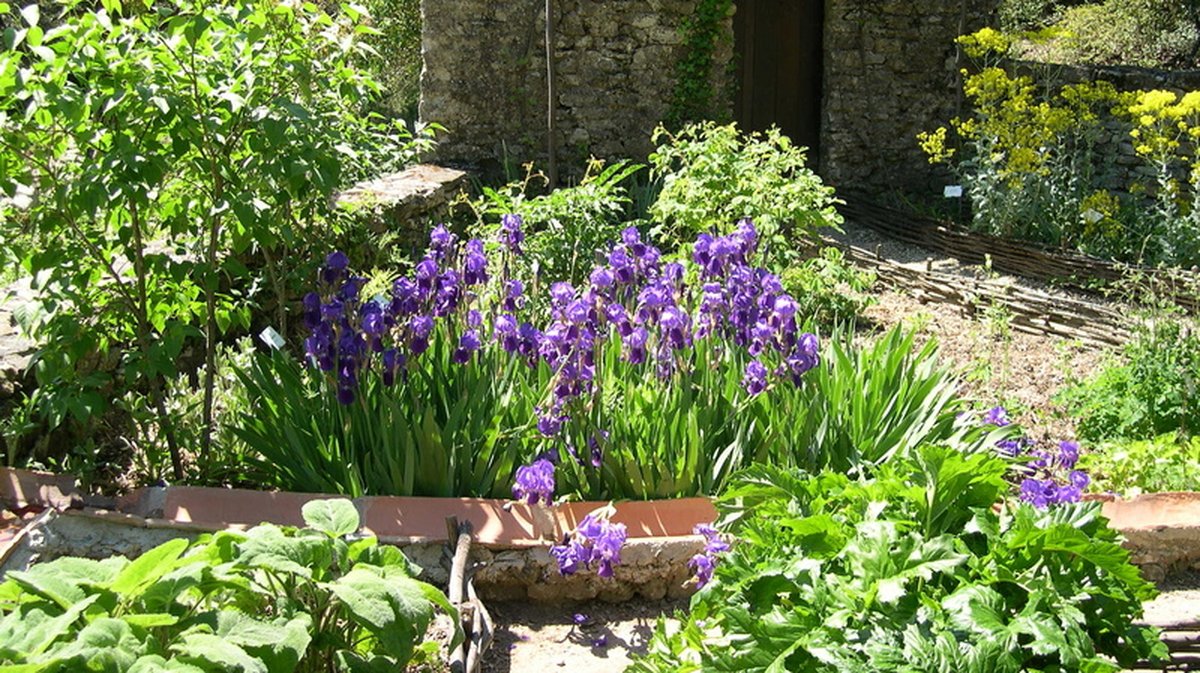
[631,446,1166,673]
[0,499,457,671]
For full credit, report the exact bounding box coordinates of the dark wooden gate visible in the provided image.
[734,0,825,159]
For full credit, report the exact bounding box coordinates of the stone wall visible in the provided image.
[420,0,1005,197]
[819,0,997,196]
[420,0,733,176]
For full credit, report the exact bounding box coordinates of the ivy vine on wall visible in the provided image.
[668,0,734,126]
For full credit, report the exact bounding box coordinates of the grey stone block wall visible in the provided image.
[420,0,1007,196]
[819,0,998,196]
[419,0,732,175]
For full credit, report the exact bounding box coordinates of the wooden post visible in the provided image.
[545,0,558,187]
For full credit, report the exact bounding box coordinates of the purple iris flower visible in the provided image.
[302,292,322,329]
[742,360,768,396]
[590,267,615,291]
[624,327,648,364]
[453,329,481,364]
[983,406,1011,427]
[1058,440,1080,470]
[551,282,575,308]
[429,224,455,257]
[500,213,525,254]
[504,280,526,312]
[512,458,555,506]
[463,239,488,285]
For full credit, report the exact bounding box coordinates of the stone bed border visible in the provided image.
[1,468,1198,601]
[0,468,713,601]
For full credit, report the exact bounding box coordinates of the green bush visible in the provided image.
[0,499,457,671]
[1057,316,1198,442]
[471,160,643,287]
[1055,0,1199,68]
[780,247,876,326]
[1080,433,1200,495]
[648,122,841,264]
[751,327,1012,474]
[119,338,258,488]
[998,0,1062,32]
[232,342,539,499]
[631,446,1165,673]
[0,0,434,477]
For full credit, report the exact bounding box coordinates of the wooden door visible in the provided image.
[734,0,824,159]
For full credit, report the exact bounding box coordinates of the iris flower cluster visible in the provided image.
[301,224,495,405]
[549,513,628,578]
[983,406,1090,508]
[524,220,820,439]
[688,523,730,588]
[301,218,821,576]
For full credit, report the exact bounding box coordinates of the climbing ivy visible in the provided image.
[668,0,734,126]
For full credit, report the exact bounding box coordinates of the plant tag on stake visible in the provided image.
[259,326,285,350]
[944,185,963,198]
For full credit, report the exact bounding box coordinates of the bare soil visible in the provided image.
[829,218,1118,442]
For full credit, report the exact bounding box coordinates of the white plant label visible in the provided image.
[1082,208,1104,224]
[943,185,964,198]
[259,326,286,350]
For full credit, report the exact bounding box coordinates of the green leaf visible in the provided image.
[171,633,266,673]
[110,538,189,597]
[301,499,359,538]
[326,567,434,662]
[121,613,179,628]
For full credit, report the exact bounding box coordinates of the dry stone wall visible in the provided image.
[420,0,732,176]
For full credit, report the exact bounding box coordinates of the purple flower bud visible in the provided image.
[336,384,355,405]
[501,213,525,254]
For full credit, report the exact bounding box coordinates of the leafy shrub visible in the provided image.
[0,0,434,477]
[631,446,1166,673]
[780,247,876,326]
[1080,433,1200,495]
[0,499,457,671]
[648,122,841,264]
[1057,316,1198,442]
[923,31,1200,268]
[998,0,1062,32]
[1054,0,1199,68]
[471,160,643,287]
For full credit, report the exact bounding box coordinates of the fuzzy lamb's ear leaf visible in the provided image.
[302,499,360,538]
